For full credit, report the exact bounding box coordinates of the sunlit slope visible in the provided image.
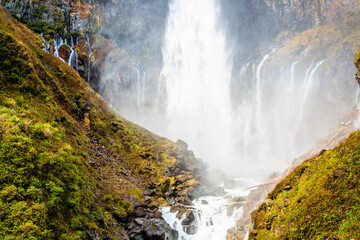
[249,52,360,238]
[0,7,201,239]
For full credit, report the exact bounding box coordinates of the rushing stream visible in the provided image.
[161,178,258,240]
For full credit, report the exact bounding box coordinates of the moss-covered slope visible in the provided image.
[249,55,360,239]
[0,7,202,240]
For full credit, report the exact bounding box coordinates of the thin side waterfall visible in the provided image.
[40,33,50,52]
[255,53,269,134]
[157,0,234,170]
[53,38,65,61]
[41,34,79,71]
[233,56,331,175]
[123,49,145,108]
[68,36,79,71]
[86,34,92,83]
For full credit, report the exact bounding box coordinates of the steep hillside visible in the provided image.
[0,7,204,239]
[248,52,360,239]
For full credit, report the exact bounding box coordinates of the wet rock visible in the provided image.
[170,204,185,213]
[134,207,147,217]
[201,200,209,205]
[183,224,197,235]
[175,196,193,205]
[166,197,176,206]
[135,217,147,225]
[154,211,162,218]
[181,211,195,225]
[141,218,179,240]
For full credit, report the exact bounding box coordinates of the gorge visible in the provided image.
[1,0,360,239]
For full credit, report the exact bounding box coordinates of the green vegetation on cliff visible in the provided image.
[0,7,200,239]
[249,53,360,238]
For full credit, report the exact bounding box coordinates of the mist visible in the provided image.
[97,0,359,178]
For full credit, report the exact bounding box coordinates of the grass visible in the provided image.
[250,127,360,239]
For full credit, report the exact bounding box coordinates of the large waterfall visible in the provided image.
[157,0,235,172]
[100,0,357,177]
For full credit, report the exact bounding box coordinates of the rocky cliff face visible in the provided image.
[0,0,100,34]
[262,0,326,31]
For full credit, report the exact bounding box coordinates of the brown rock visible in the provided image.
[83,113,90,129]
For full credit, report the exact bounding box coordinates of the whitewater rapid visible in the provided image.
[161,178,259,240]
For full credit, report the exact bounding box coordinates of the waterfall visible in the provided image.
[98,0,357,177]
[122,49,146,109]
[41,34,79,71]
[68,36,79,71]
[255,53,269,134]
[86,34,92,83]
[157,0,234,170]
[232,55,339,175]
[53,38,65,61]
[40,33,50,52]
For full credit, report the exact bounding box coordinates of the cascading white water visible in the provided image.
[157,0,234,170]
[231,55,355,176]
[161,178,258,240]
[99,0,357,177]
[41,34,79,71]
[86,34,93,83]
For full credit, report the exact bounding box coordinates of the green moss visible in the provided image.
[250,131,360,239]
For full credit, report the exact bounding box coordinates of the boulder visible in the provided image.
[176,139,188,151]
[141,218,178,240]
[183,224,197,235]
[181,211,195,225]
[134,207,147,218]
